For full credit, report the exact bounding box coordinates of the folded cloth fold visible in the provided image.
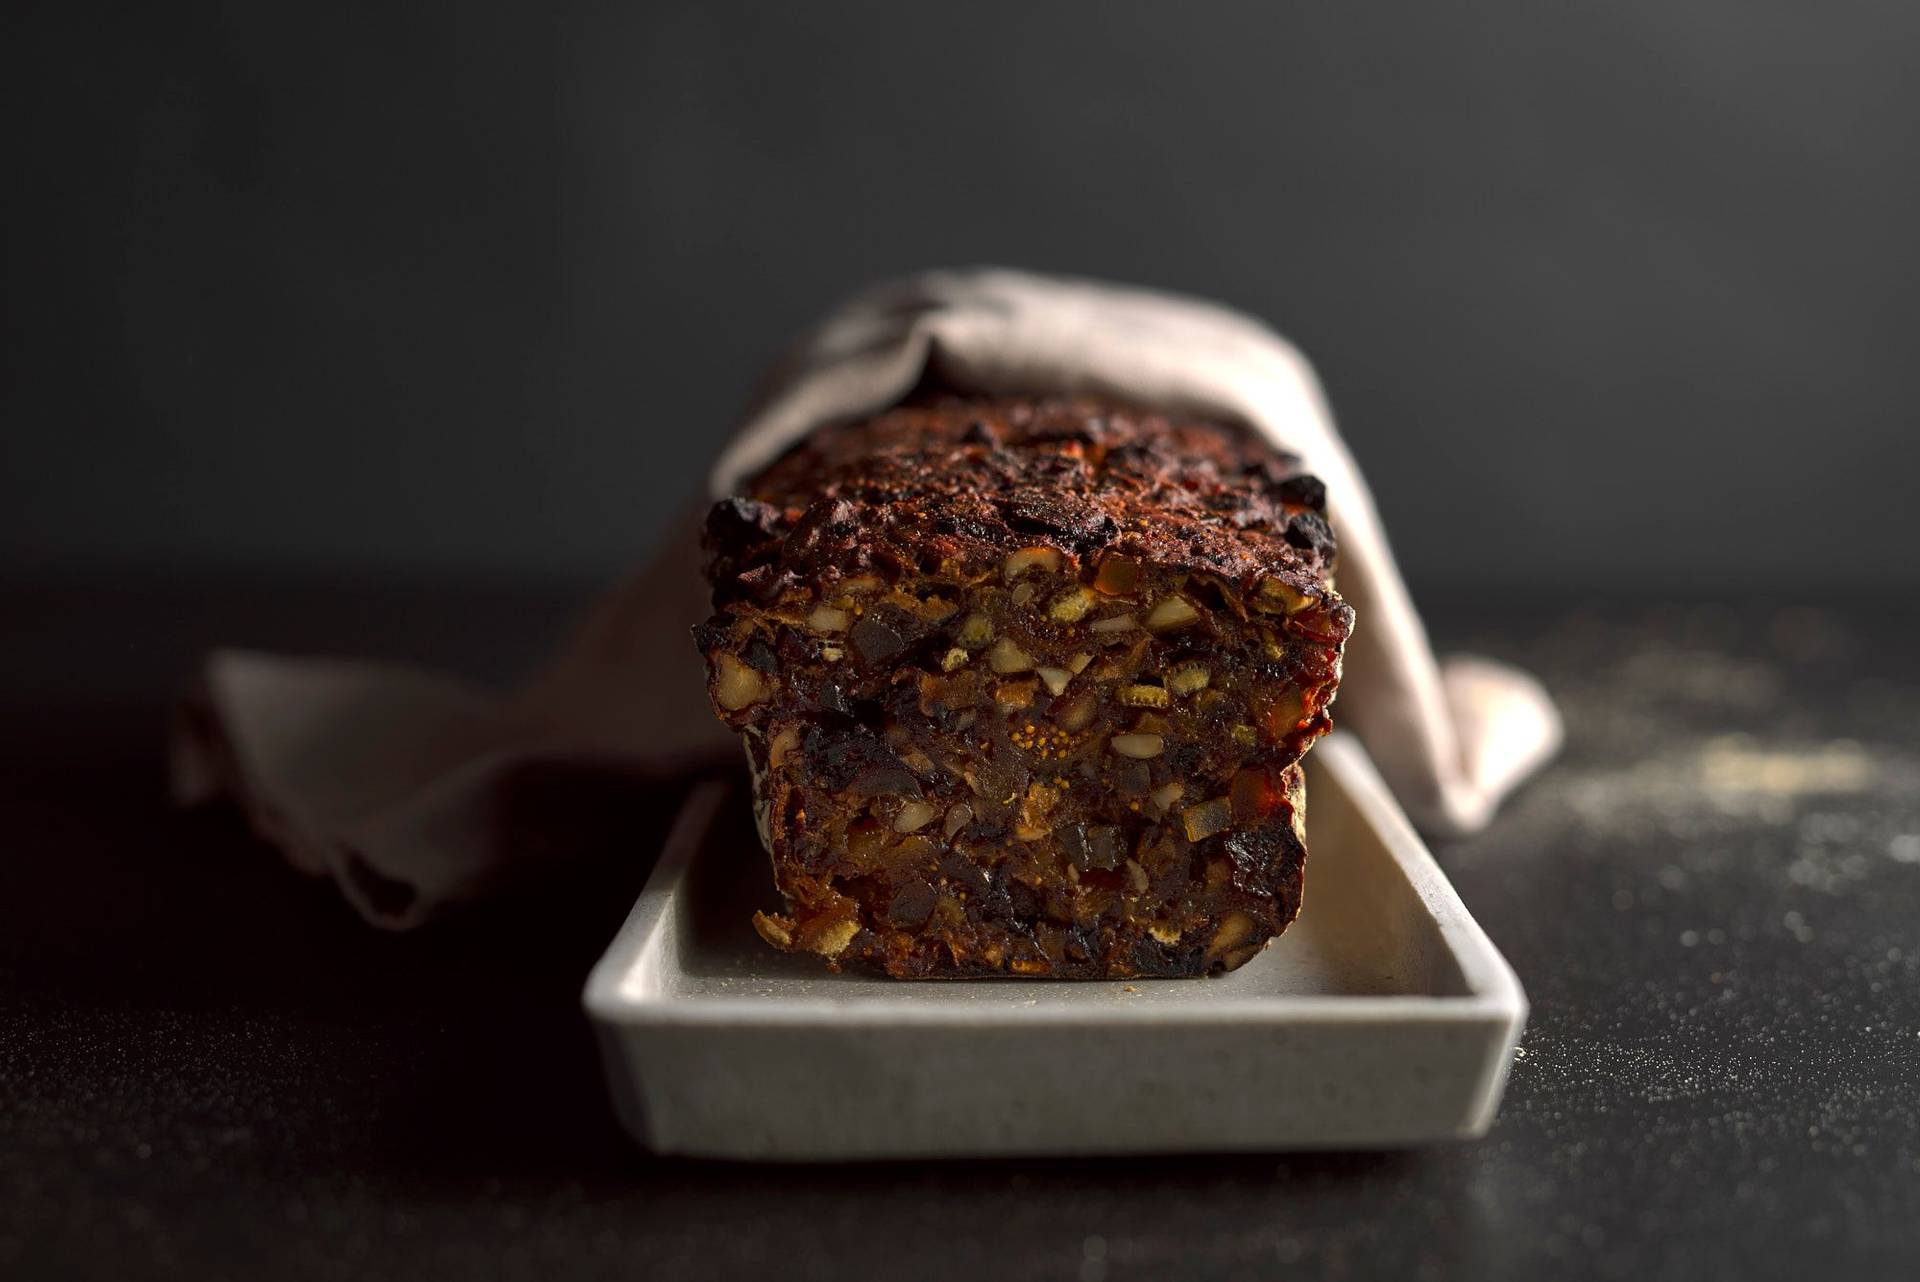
[172,268,1561,928]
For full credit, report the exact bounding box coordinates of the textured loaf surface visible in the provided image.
[695,394,1352,978]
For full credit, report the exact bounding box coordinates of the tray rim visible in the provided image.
[584,732,1528,1032]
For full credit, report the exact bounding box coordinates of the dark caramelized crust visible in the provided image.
[695,394,1353,978]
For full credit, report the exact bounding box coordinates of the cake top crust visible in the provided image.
[705,394,1343,618]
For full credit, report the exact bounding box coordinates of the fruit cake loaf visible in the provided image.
[694,393,1354,978]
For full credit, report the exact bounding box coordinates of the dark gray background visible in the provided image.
[7,0,1918,592]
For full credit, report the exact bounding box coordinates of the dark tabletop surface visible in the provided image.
[4,578,1918,1282]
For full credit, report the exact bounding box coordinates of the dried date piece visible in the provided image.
[696,394,1353,979]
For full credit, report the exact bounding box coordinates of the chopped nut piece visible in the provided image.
[916,595,960,624]
[955,613,995,649]
[941,647,970,672]
[807,605,850,632]
[821,645,844,662]
[893,800,940,833]
[768,726,800,768]
[1229,723,1257,749]
[1118,683,1170,708]
[1124,860,1150,894]
[942,802,974,839]
[1066,652,1093,675]
[1167,664,1211,696]
[714,653,772,710]
[1254,577,1315,615]
[1180,796,1233,842]
[1147,922,1182,945]
[809,918,861,958]
[1011,582,1037,606]
[1205,910,1257,963]
[988,637,1035,674]
[1003,546,1064,580]
[1287,606,1348,644]
[1148,780,1186,814]
[1089,613,1138,634]
[1262,688,1308,740]
[995,679,1037,709]
[1145,595,1201,632]
[1036,666,1072,696]
[1016,782,1062,837]
[751,911,794,948]
[1131,711,1171,735]
[880,590,924,615]
[838,574,884,596]
[1048,587,1095,623]
[1109,732,1165,759]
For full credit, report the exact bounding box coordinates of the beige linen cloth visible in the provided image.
[173,268,1561,929]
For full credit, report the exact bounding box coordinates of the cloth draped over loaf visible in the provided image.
[172,269,1562,929]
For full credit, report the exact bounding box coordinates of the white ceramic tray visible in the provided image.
[584,733,1526,1160]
